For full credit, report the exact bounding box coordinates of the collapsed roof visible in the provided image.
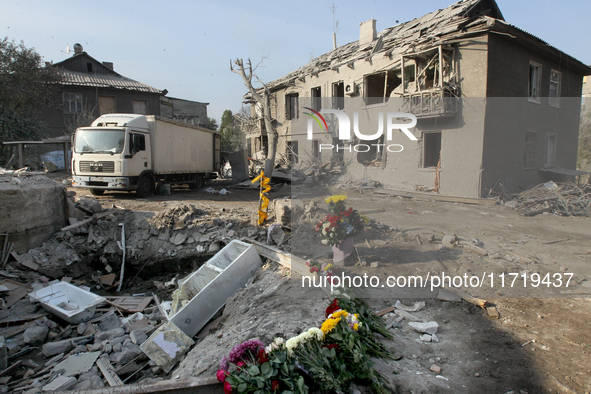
[260,0,589,92]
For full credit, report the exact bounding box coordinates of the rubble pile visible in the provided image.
[8,200,274,284]
[507,181,591,217]
[0,286,167,392]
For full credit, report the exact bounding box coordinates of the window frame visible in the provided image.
[63,93,83,114]
[286,93,299,120]
[524,131,538,169]
[528,61,542,104]
[545,133,557,166]
[422,132,441,169]
[311,86,322,111]
[332,81,345,110]
[549,70,562,108]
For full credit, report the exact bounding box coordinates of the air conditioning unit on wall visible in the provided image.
[345,81,358,96]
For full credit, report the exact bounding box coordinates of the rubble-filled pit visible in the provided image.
[1,177,591,393]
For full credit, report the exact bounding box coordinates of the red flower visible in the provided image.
[216,369,227,382]
[271,380,280,391]
[236,361,246,368]
[256,349,269,364]
[325,299,340,317]
[224,381,232,394]
[324,343,341,352]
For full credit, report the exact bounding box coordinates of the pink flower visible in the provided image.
[224,381,232,394]
[216,369,227,382]
[236,361,246,368]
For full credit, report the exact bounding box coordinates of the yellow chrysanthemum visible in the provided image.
[353,323,359,331]
[331,310,348,319]
[321,317,341,334]
[325,195,348,204]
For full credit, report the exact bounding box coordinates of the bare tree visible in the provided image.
[230,58,277,179]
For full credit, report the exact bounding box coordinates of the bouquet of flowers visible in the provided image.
[315,195,367,247]
[217,339,308,394]
[218,295,396,394]
[306,260,341,284]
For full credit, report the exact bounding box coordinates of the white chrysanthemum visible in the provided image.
[307,327,324,340]
[299,332,312,341]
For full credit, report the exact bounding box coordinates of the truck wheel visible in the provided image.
[90,188,105,196]
[189,175,204,190]
[136,176,153,198]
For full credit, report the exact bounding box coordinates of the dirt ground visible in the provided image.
[67,178,591,393]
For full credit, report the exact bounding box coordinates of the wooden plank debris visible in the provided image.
[5,285,33,308]
[245,239,309,275]
[60,208,118,232]
[0,360,21,377]
[96,358,124,386]
[105,296,153,313]
[436,289,462,302]
[99,274,116,286]
[373,188,497,205]
[438,286,487,309]
[486,306,500,319]
[376,306,396,317]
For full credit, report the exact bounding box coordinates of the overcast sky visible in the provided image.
[1,0,590,123]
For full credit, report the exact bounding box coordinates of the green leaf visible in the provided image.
[256,379,264,389]
[247,365,260,376]
[296,376,305,393]
[237,383,247,392]
[261,362,272,378]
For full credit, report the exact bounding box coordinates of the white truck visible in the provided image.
[71,114,220,197]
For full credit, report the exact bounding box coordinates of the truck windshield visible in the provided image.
[75,129,125,154]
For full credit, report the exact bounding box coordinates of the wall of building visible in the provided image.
[481,33,584,195]
[0,175,67,253]
[269,36,490,197]
[42,87,161,138]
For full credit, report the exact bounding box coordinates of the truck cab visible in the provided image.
[71,114,154,197]
[71,114,220,197]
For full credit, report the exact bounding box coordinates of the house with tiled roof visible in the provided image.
[42,44,165,138]
[249,0,590,197]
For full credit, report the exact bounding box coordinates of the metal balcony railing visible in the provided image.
[402,86,458,118]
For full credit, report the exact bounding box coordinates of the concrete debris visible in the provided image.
[42,339,73,357]
[42,375,77,392]
[141,322,195,373]
[408,321,439,335]
[23,325,48,346]
[130,329,148,345]
[395,300,426,312]
[441,234,458,248]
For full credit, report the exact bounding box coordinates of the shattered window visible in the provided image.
[524,131,537,168]
[287,141,298,163]
[549,70,561,107]
[364,70,401,105]
[286,93,299,120]
[423,132,441,168]
[529,62,542,103]
[332,82,345,110]
[311,87,322,111]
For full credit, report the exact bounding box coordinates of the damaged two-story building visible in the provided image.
[249,0,590,198]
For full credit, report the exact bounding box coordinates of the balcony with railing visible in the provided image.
[402,86,458,118]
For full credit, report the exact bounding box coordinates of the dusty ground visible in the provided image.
[65,178,591,393]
